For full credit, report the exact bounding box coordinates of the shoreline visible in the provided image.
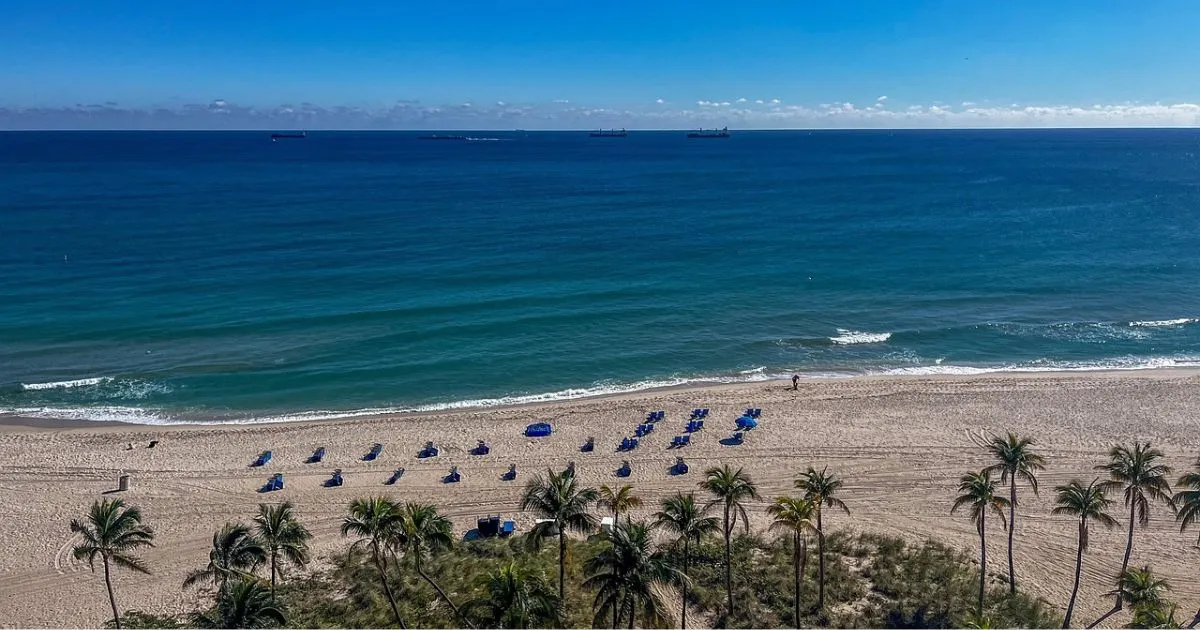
[7,365,1200,432]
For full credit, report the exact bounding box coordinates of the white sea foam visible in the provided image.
[21,377,111,390]
[9,356,1200,426]
[5,406,168,423]
[1129,318,1197,328]
[739,366,767,374]
[829,329,892,345]
[872,355,1200,376]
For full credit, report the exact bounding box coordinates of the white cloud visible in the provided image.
[496,101,506,106]
[10,98,1200,130]
[755,99,764,105]
[553,99,569,104]
[876,95,888,102]
[736,97,747,103]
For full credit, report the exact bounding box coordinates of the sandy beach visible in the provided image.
[2,370,1198,628]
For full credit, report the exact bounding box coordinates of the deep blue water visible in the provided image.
[3,129,1200,424]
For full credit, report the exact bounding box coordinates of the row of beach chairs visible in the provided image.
[248,421,561,469]
[259,463,522,492]
[258,451,706,493]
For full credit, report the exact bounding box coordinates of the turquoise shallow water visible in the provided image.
[3,129,1200,424]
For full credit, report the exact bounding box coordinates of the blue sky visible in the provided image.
[3,0,1200,129]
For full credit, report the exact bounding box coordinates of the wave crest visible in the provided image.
[829,329,892,345]
[1128,318,1197,328]
[22,377,111,390]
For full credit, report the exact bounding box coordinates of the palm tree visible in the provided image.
[767,496,820,626]
[252,502,311,603]
[598,484,643,524]
[653,492,719,629]
[193,577,286,629]
[583,520,679,629]
[1173,457,1200,545]
[184,523,267,593]
[342,496,406,628]
[701,464,760,620]
[1130,603,1183,630]
[520,467,600,602]
[463,561,560,629]
[1092,443,1174,626]
[1105,566,1171,619]
[1052,479,1117,628]
[983,432,1046,595]
[951,469,1010,619]
[398,503,475,629]
[69,499,155,629]
[795,465,850,611]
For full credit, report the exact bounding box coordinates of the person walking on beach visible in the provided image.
[792,374,800,390]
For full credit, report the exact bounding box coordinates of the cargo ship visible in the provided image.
[270,131,306,140]
[687,127,730,138]
[589,128,628,137]
[418,134,468,140]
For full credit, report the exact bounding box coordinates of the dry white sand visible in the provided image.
[1,371,1198,628]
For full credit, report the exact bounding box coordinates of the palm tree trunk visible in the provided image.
[1063,520,1085,628]
[817,507,826,611]
[1008,479,1017,595]
[628,594,635,630]
[1117,501,1135,602]
[1089,502,1138,628]
[793,532,801,628]
[724,503,733,619]
[613,594,620,629]
[558,530,567,604]
[374,547,407,629]
[270,550,278,604]
[415,553,475,629]
[978,515,987,619]
[799,538,809,622]
[102,555,122,630]
[681,540,690,629]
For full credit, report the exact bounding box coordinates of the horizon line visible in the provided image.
[4,125,1200,132]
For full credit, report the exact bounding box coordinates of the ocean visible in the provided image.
[3,129,1200,424]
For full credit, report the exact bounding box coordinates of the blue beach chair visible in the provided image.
[418,441,439,459]
[671,457,689,476]
[363,443,383,461]
[580,436,595,453]
[720,432,745,447]
[616,460,632,477]
[445,466,461,483]
[252,451,272,467]
[307,447,325,464]
[471,440,490,456]
[326,469,344,487]
[259,473,283,493]
[502,463,518,481]
[386,468,405,485]
[501,520,516,536]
